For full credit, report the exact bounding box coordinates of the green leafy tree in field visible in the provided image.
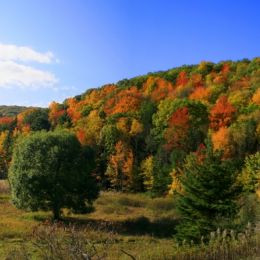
[9,131,99,219]
[176,144,241,242]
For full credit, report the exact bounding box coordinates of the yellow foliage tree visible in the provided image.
[140,156,154,191]
[168,169,182,195]
[211,127,232,158]
[130,119,143,136]
[75,110,103,146]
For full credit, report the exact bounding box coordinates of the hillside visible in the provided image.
[0,58,259,192]
[0,105,31,117]
[0,58,259,258]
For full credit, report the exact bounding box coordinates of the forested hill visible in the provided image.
[0,106,32,117]
[0,58,259,194]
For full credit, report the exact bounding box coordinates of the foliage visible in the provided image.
[9,131,99,219]
[23,109,50,131]
[105,140,134,191]
[0,57,259,197]
[140,156,154,191]
[209,96,236,130]
[176,145,242,242]
[239,152,260,193]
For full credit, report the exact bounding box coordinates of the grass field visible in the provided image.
[0,180,260,259]
[0,180,179,259]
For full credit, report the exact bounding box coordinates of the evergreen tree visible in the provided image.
[176,144,241,242]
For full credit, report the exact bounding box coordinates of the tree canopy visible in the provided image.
[9,131,99,219]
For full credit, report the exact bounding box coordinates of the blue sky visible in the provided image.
[0,0,259,107]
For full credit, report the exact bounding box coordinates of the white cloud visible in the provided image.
[0,43,56,63]
[0,61,58,88]
[0,43,59,89]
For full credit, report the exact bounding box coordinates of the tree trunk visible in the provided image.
[53,206,61,220]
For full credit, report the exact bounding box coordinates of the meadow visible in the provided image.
[0,180,260,259]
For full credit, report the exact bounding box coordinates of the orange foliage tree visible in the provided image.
[209,96,236,130]
[143,76,175,102]
[0,117,14,125]
[66,98,81,123]
[211,127,232,158]
[49,102,66,126]
[104,87,142,115]
[252,88,260,105]
[191,73,203,88]
[105,140,134,190]
[189,86,210,101]
[83,84,117,107]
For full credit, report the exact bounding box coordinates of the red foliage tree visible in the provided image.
[209,96,236,131]
[176,71,189,86]
[164,107,190,151]
[0,117,14,125]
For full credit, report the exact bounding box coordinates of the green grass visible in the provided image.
[0,184,179,259]
[0,181,260,259]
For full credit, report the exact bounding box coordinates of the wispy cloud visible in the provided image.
[0,43,59,89]
[0,61,58,88]
[0,43,56,63]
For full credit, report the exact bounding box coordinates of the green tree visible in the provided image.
[9,131,99,219]
[23,109,50,131]
[176,145,241,242]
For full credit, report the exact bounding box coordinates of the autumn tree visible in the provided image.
[144,77,175,102]
[252,88,260,105]
[0,131,10,178]
[75,110,103,146]
[189,86,210,101]
[66,98,81,123]
[104,87,142,115]
[211,127,232,158]
[164,107,190,151]
[49,102,68,127]
[105,140,134,191]
[209,96,236,130]
[140,156,154,191]
[176,71,189,87]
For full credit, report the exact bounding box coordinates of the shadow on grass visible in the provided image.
[63,216,179,238]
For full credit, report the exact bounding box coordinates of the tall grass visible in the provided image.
[0,180,9,195]
[170,224,260,260]
[5,222,260,259]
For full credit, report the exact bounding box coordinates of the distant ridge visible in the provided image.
[0,106,38,117]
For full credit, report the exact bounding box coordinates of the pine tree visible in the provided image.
[176,144,241,242]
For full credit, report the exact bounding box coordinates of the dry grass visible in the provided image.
[0,180,10,194]
[0,186,259,259]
